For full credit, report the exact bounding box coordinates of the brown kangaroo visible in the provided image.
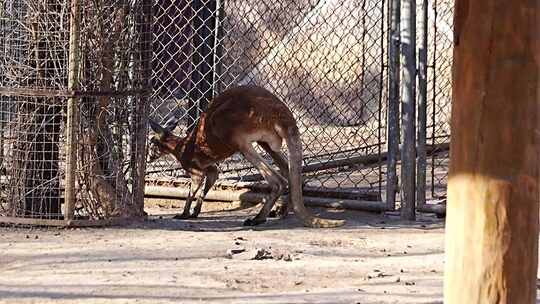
[148,85,345,228]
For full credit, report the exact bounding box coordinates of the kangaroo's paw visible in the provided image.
[243,217,266,226]
[173,213,191,220]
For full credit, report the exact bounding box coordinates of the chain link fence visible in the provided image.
[149,0,388,202]
[0,0,152,224]
[425,0,453,200]
[0,0,454,222]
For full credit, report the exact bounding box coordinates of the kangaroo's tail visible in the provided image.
[284,125,345,228]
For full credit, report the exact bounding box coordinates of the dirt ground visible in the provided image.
[0,200,448,304]
[5,199,538,304]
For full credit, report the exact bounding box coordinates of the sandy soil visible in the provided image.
[0,198,453,304]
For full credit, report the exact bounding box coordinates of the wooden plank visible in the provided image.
[444,0,539,303]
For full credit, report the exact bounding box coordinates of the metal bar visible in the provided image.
[188,0,217,129]
[416,0,429,209]
[144,142,450,179]
[430,0,439,198]
[212,0,223,93]
[400,0,417,220]
[0,216,131,227]
[386,0,400,211]
[236,143,450,182]
[64,0,81,221]
[131,0,153,217]
[0,87,149,98]
[377,0,384,200]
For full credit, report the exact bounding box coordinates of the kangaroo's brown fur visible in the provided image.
[148,85,345,228]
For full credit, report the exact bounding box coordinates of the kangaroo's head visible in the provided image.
[147,119,182,162]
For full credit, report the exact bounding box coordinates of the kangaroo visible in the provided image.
[147,85,345,228]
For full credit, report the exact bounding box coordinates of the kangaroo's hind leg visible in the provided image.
[240,144,286,226]
[191,165,219,218]
[258,142,292,218]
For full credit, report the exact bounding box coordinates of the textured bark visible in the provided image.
[444,0,539,303]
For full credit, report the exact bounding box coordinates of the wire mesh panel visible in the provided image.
[149,0,387,200]
[0,0,152,223]
[426,0,452,200]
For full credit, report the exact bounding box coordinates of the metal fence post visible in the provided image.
[188,0,217,129]
[131,0,153,216]
[400,0,416,220]
[416,0,428,211]
[64,0,81,221]
[386,0,401,211]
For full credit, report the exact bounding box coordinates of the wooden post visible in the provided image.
[64,0,81,220]
[444,0,539,303]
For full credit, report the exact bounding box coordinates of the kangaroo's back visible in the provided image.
[205,86,297,132]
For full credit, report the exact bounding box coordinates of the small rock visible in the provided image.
[25,235,29,239]
[283,254,293,262]
[226,247,246,258]
[229,248,271,260]
[395,277,401,283]
[295,281,303,286]
[405,281,416,286]
[34,235,38,239]
[366,271,385,279]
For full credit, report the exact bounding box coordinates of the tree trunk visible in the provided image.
[444,0,539,303]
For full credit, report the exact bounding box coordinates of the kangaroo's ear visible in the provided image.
[163,116,180,133]
[148,119,167,140]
